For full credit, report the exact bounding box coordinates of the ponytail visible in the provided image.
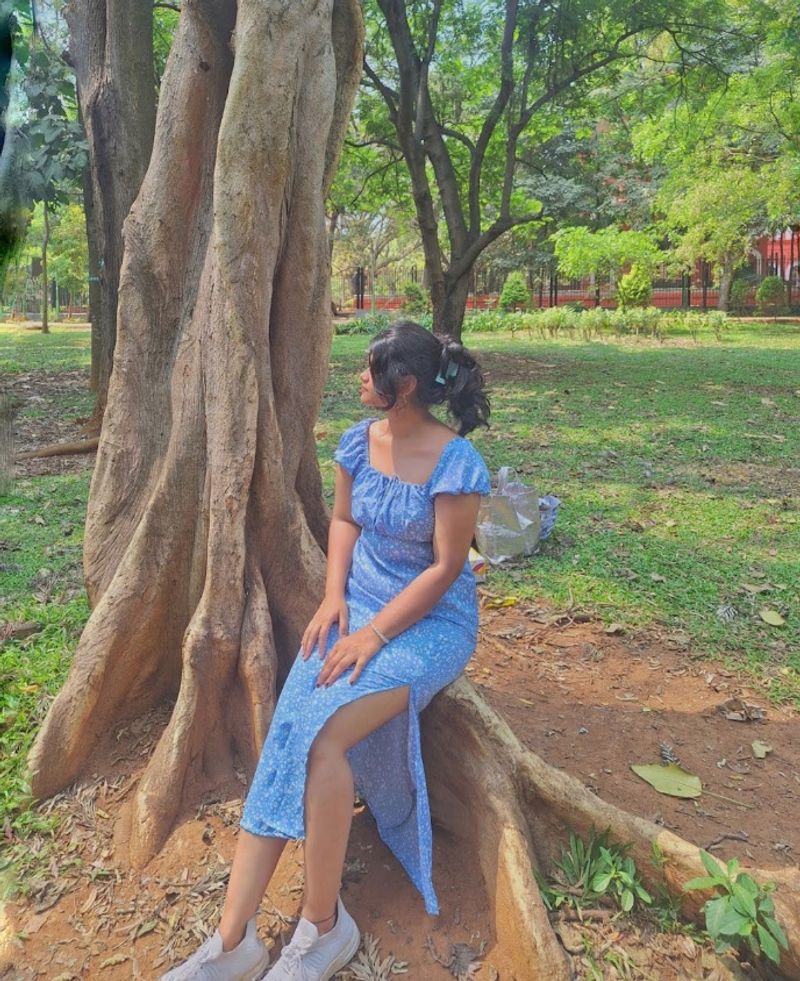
[436,336,490,436]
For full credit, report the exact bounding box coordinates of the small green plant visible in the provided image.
[684,850,788,966]
[755,275,788,318]
[538,829,652,915]
[402,281,430,316]
[616,264,653,310]
[499,271,530,311]
[591,843,654,913]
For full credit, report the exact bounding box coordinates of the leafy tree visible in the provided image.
[658,167,765,310]
[48,201,87,308]
[552,225,659,305]
[8,17,86,331]
[499,271,529,311]
[362,0,748,337]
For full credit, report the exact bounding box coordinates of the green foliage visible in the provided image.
[47,203,88,296]
[463,307,731,342]
[729,277,753,314]
[13,43,87,211]
[684,851,788,965]
[538,830,652,915]
[334,312,392,336]
[552,226,660,281]
[335,311,436,337]
[755,276,788,318]
[462,310,509,333]
[402,282,429,316]
[616,264,653,310]
[499,272,530,311]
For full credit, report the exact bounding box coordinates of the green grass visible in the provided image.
[0,321,92,374]
[1,319,799,851]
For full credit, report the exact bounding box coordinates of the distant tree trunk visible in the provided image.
[718,254,734,311]
[66,0,156,429]
[41,202,49,334]
[81,155,102,387]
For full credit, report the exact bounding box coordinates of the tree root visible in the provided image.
[14,436,100,461]
[424,678,800,980]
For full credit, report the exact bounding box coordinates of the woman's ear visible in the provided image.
[398,374,418,401]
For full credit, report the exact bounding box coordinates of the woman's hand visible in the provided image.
[316,626,383,687]
[301,594,349,661]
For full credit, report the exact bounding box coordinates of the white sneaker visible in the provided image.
[265,897,360,981]
[160,916,270,980]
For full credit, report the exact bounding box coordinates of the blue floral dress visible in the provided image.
[240,417,491,915]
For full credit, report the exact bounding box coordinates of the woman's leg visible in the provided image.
[218,832,288,949]
[301,686,410,931]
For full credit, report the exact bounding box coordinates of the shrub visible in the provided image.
[402,282,429,316]
[499,272,530,311]
[334,312,391,335]
[756,276,788,318]
[462,310,509,333]
[729,277,753,314]
[616,264,653,310]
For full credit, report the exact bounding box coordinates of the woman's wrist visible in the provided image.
[368,621,390,646]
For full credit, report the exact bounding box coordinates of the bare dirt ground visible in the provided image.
[3,368,797,980]
[2,604,796,980]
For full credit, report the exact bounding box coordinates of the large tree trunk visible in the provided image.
[30,0,362,864]
[434,268,472,337]
[26,3,800,976]
[65,0,156,429]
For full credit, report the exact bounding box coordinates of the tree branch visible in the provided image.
[362,58,399,120]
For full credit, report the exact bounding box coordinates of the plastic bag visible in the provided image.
[475,467,542,565]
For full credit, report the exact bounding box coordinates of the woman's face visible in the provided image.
[359,358,386,408]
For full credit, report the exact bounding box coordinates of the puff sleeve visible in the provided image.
[333,419,369,476]
[429,439,491,497]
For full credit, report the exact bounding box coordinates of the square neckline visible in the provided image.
[364,418,460,487]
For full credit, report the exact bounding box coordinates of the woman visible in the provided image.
[163,321,491,981]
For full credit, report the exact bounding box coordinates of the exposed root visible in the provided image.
[14,436,100,461]
[424,678,800,980]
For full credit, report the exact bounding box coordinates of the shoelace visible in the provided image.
[278,940,314,981]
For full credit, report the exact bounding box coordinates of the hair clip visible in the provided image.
[435,358,458,385]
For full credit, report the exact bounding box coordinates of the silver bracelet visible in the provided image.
[369,621,390,646]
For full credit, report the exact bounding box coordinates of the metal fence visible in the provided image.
[334,258,798,314]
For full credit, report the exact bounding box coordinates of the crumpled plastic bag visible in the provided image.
[475,467,542,565]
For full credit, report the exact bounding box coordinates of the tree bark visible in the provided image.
[81,158,102,389]
[65,0,156,429]
[41,202,49,334]
[718,253,734,311]
[434,268,472,337]
[29,0,363,867]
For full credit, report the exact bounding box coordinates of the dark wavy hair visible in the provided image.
[367,320,490,436]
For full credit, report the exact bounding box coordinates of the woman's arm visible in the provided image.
[300,464,362,660]
[316,491,480,686]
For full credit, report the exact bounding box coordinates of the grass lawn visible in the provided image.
[1,319,799,850]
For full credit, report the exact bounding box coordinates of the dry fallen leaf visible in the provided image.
[759,608,785,626]
[751,740,773,759]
